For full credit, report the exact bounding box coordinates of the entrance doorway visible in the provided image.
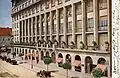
[85,56,93,73]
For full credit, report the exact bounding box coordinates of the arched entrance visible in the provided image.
[97,58,107,76]
[25,50,28,60]
[57,53,63,67]
[32,50,35,60]
[98,58,106,65]
[66,54,71,63]
[28,50,31,59]
[51,52,56,63]
[74,55,81,72]
[36,51,39,64]
[46,51,49,57]
[41,51,44,60]
[85,56,93,73]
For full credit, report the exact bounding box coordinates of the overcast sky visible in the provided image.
[0,0,12,28]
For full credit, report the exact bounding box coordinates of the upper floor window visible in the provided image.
[67,21,72,33]
[99,0,107,9]
[67,7,72,17]
[51,0,55,7]
[86,0,93,12]
[75,2,82,15]
[65,0,70,2]
[57,0,63,4]
[76,20,82,33]
[87,18,94,32]
[99,16,108,31]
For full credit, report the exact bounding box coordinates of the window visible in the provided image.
[51,0,55,7]
[32,8,35,14]
[87,0,93,12]
[57,0,62,4]
[99,16,108,31]
[99,0,107,9]
[67,7,72,17]
[59,23,63,34]
[87,35,94,46]
[65,0,70,2]
[47,25,50,34]
[60,10,63,19]
[45,0,49,9]
[36,6,39,13]
[75,2,82,15]
[53,24,56,34]
[99,34,108,50]
[67,21,72,33]
[42,22,45,35]
[76,20,82,33]
[87,18,94,32]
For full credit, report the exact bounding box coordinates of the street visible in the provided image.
[0,56,93,78]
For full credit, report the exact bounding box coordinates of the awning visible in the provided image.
[72,60,81,66]
[95,64,106,72]
[56,58,63,63]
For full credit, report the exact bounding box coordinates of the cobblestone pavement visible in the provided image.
[0,52,93,78]
[0,58,93,78]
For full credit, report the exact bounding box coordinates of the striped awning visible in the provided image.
[96,64,106,72]
[56,58,63,63]
[72,60,81,66]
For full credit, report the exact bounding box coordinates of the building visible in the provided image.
[11,0,111,76]
[0,27,12,52]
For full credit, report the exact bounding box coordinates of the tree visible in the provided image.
[12,52,16,58]
[43,56,52,71]
[92,68,104,78]
[63,62,72,78]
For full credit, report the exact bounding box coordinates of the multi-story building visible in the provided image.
[11,0,111,76]
[0,27,12,52]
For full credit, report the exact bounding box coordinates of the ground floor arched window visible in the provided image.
[85,56,93,73]
[73,55,81,72]
[66,54,71,63]
[51,52,56,63]
[97,58,107,76]
[41,51,44,60]
[57,53,63,67]
[46,51,49,57]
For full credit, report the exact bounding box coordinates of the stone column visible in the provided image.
[24,19,27,43]
[107,0,112,76]
[63,7,67,44]
[31,17,33,42]
[56,9,59,41]
[18,22,20,42]
[21,20,24,42]
[50,12,53,40]
[93,0,99,44]
[39,15,42,40]
[35,16,37,42]
[72,4,76,45]
[28,18,30,43]
[82,0,87,45]
[44,13,47,41]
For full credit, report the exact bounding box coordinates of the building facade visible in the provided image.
[0,27,12,52]
[11,0,111,76]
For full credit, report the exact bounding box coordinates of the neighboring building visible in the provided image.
[11,0,111,77]
[0,27,12,52]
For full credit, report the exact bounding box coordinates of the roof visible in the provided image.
[0,28,12,36]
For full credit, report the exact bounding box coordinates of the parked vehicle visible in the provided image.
[6,58,11,63]
[11,59,17,65]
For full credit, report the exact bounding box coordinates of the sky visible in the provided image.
[0,0,12,28]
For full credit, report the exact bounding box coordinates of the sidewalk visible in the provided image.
[20,60,93,78]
